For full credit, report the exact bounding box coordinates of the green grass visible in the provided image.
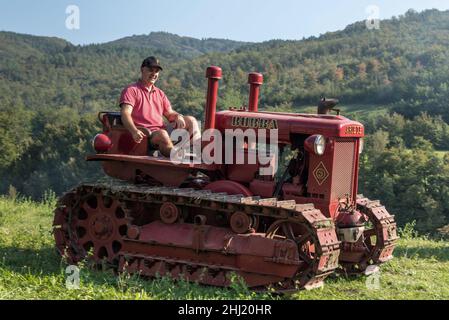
[0,196,448,300]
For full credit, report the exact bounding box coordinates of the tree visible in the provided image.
[358,62,367,80]
[334,67,344,81]
[0,102,33,168]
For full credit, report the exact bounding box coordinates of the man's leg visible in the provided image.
[183,116,201,141]
[150,117,199,158]
[149,129,173,157]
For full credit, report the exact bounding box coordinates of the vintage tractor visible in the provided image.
[53,66,398,291]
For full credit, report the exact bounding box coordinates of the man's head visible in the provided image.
[140,56,163,86]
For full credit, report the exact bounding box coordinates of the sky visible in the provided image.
[1,0,449,45]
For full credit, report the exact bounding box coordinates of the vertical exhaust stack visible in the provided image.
[204,66,222,130]
[248,72,263,112]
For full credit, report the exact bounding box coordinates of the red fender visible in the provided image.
[203,180,253,197]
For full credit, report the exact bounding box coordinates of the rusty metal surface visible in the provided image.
[338,194,399,273]
[86,154,220,171]
[53,181,341,291]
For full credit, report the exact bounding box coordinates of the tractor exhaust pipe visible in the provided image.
[248,72,263,112]
[204,66,222,130]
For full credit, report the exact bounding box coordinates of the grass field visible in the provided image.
[0,195,448,300]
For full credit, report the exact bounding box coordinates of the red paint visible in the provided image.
[93,134,112,152]
[132,220,300,278]
[248,72,263,112]
[204,180,253,196]
[249,179,275,198]
[215,110,364,143]
[204,66,222,130]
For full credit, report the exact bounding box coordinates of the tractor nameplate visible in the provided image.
[344,125,363,135]
[232,116,278,129]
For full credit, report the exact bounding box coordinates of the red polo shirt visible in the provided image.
[119,81,172,132]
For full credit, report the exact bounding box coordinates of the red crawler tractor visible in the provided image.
[53,66,398,290]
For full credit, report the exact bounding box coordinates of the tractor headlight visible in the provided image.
[314,135,326,155]
[304,134,326,156]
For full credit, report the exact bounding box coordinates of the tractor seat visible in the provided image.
[105,112,123,126]
[101,111,188,158]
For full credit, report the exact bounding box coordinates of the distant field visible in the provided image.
[0,196,448,300]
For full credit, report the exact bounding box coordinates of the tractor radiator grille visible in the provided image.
[331,138,356,200]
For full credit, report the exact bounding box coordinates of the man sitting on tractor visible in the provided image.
[119,56,200,157]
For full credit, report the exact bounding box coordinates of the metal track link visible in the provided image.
[55,181,341,290]
[356,194,399,267]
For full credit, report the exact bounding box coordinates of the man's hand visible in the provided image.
[121,104,146,143]
[132,129,146,144]
[174,114,186,129]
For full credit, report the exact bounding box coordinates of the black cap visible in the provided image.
[141,56,163,71]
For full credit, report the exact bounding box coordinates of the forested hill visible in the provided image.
[0,9,448,234]
[0,30,249,115]
[161,9,449,122]
[104,31,252,58]
[2,9,449,120]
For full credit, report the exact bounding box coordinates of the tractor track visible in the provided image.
[53,181,341,290]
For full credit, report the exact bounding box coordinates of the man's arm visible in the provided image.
[164,110,186,129]
[121,104,145,143]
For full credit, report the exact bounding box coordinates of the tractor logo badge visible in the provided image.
[313,162,329,186]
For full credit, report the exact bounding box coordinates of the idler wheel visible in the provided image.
[230,211,253,234]
[160,202,180,224]
[127,225,140,239]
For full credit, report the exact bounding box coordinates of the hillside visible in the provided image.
[1,10,449,119]
[0,30,247,115]
[0,196,448,300]
[104,31,251,58]
[160,9,449,121]
[0,9,448,234]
